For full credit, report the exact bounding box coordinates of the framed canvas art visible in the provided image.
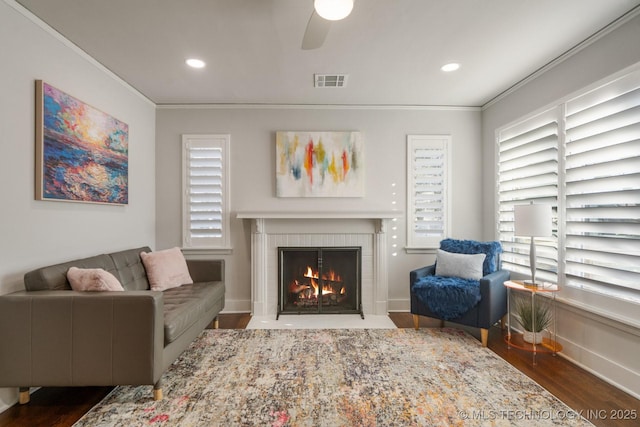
[35,80,129,205]
[276,131,364,197]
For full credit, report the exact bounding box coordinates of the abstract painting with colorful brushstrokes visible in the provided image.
[36,81,128,205]
[276,131,364,197]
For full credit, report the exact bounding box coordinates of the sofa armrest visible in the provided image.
[186,259,224,283]
[410,264,436,286]
[0,290,164,387]
[477,269,511,328]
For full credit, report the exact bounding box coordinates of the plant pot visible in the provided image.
[523,330,543,344]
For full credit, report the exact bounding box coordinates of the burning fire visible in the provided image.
[289,266,344,297]
[303,266,342,282]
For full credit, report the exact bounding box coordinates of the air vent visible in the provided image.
[314,74,348,88]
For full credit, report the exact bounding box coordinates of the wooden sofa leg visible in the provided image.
[19,387,30,404]
[153,381,163,401]
[412,314,420,330]
[207,317,219,329]
[480,328,489,347]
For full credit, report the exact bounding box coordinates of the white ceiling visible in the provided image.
[15,0,640,106]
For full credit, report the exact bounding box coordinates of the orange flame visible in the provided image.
[297,266,346,297]
[303,266,342,282]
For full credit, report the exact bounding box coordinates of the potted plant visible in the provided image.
[515,298,551,344]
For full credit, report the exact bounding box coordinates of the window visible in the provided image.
[564,71,640,295]
[182,134,230,250]
[406,135,451,250]
[497,108,559,284]
[497,67,640,301]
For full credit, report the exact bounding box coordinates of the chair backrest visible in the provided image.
[439,239,502,276]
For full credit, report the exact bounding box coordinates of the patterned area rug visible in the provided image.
[74,329,592,426]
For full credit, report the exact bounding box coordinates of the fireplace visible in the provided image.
[237,211,395,317]
[278,247,362,318]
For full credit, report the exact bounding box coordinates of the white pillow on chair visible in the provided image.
[435,249,486,280]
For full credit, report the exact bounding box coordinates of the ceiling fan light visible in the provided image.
[314,0,354,21]
[186,58,206,69]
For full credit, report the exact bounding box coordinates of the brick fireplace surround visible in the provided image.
[237,212,397,317]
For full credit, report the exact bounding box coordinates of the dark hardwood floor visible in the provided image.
[0,313,637,427]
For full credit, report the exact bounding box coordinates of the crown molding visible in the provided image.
[482,5,640,110]
[156,103,481,111]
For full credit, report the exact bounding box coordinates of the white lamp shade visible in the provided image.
[314,0,354,21]
[514,203,552,237]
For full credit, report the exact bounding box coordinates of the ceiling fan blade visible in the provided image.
[302,10,331,50]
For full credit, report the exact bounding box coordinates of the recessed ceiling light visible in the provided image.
[186,58,206,69]
[441,63,461,72]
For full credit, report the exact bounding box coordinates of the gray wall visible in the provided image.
[0,1,157,410]
[156,106,482,313]
[3,0,638,412]
[482,14,640,398]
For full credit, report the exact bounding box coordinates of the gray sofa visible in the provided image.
[0,246,225,404]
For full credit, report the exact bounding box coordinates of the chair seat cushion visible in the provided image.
[411,276,481,320]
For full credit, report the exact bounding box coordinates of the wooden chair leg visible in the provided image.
[500,315,506,330]
[412,314,420,330]
[19,387,30,404]
[439,319,445,328]
[480,328,489,347]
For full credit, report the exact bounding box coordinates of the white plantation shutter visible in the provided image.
[497,66,640,300]
[407,135,451,249]
[497,108,559,283]
[182,134,230,249]
[564,71,640,293]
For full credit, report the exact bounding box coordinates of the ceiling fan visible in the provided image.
[302,0,354,50]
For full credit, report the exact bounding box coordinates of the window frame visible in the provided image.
[181,134,231,252]
[496,107,560,285]
[406,135,452,252]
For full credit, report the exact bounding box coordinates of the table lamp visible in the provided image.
[514,202,552,286]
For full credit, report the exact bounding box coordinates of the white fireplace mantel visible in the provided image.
[237,211,398,317]
[236,211,398,220]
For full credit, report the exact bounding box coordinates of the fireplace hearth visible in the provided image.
[278,247,362,318]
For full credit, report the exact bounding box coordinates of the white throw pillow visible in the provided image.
[140,247,193,291]
[435,249,486,280]
[67,267,125,292]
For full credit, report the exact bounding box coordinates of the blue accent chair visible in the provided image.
[410,239,510,347]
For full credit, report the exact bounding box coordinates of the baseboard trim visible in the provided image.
[557,336,640,400]
[387,298,410,312]
[221,299,251,314]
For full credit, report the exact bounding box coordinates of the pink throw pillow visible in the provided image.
[67,267,125,292]
[140,247,193,291]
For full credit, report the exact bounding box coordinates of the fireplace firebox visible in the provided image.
[278,247,362,318]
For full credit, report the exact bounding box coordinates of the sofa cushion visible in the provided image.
[162,281,225,344]
[67,267,124,292]
[140,247,193,291]
[24,254,117,291]
[109,247,151,291]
